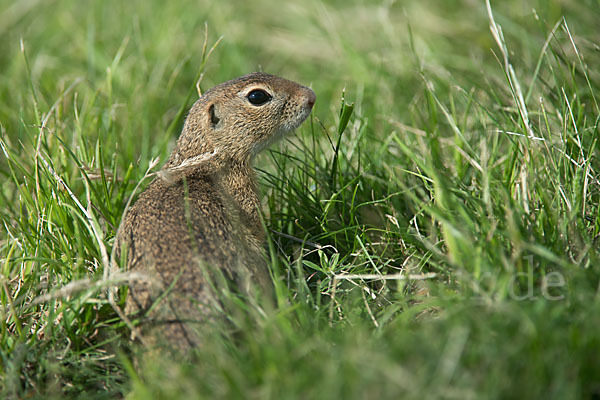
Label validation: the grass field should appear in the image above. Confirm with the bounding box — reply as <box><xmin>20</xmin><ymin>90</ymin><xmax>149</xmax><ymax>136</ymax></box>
<box><xmin>1</xmin><ymin>0</ymin><xmax>599</xmax><ymax>398</ymax></box>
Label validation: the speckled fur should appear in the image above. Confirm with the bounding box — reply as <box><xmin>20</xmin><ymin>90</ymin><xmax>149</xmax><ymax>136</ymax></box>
<box><xmin>117</xmin><ymin>73</ymin><xmax>315</xmax><ymax>349</ymax></box>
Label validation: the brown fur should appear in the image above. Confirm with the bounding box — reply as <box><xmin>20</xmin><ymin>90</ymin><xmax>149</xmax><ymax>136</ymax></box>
<box><xmin>117</xmin><ymin>73</ymin><xmax>315</xmax><ymax>349</ymax></box>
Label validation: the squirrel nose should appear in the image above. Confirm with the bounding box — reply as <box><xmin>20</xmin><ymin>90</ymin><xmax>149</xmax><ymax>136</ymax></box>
<box><xmin>306</xmin><ymin>88</ymin><xmax>316</xmax><ymax>108</ymax></box>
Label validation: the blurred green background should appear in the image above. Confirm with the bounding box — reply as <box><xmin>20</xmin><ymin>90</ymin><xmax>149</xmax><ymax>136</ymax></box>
<box><xmin>1</xmin><ymin>0</ymin><xmax>599</xmax><ymax>398</ymax></box>
<box><xmin>2</xmin><ymin>0</ymin><xmax>596</xmax><ymax>164</ymax></box>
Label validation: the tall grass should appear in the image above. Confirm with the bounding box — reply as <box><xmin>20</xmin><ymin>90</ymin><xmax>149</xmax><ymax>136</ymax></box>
<box><xmin>1</xmin><ymin>0</ymin><xmax>599</xmax><ymax>398</ymax></box>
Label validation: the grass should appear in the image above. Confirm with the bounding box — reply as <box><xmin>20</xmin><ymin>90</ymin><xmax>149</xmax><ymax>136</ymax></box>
<box><xmin>1</xmin><ymin>0</ymin><xmax>599</xmax><ymax>398</ymax></box>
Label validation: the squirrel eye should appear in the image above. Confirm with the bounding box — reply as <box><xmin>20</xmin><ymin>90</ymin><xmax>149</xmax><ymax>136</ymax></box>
<box><xmin>247</xmin><ymin>89</ymin><xmax>272</xmax><ymax>105</ymax></box>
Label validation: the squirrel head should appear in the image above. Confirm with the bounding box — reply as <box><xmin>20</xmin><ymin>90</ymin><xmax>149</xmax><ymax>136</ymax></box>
<box><xmin>166</xmin><ymin>72</ymin><xmax>316</xmax><ymax>172</ymax></box>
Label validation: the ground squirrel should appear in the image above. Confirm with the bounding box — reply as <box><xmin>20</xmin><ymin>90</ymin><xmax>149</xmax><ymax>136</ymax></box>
<box><xmin>117</xmin><ymin>72</ymin><xmax>315</xmax><ymax>349</ymax></box>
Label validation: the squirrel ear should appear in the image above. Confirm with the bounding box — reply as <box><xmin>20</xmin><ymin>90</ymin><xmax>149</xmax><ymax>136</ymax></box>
<box><xmin>208</xmin><ymin>103</ymin><xmax>220</xmax><ymax>128</ymax></box>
